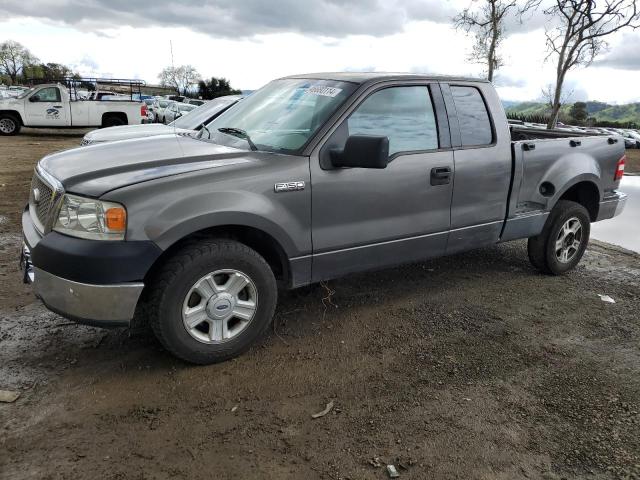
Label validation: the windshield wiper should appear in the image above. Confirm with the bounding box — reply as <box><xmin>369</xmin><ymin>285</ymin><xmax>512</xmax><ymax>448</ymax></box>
<box><xmin>218</xmin><ymin>127</ymin><xmax>258</xmax><ymax>151</ymax></box>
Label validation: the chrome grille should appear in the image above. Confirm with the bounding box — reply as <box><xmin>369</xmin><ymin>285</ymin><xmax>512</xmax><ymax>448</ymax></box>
<box><xmin>28</xmin><ymin>169</ymin><xmax>61</xmax><ymax>233</ymax></box>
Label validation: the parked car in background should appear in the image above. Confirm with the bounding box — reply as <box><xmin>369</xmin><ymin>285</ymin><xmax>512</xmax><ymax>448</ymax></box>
<box><xmin>0</xmin><ymin>83</ymin><xmax>147</xmax><ymax>135</ymax></box>
<box><xmin>162</xmin><ymin>101</ymin><xmax>197</xmax><ymax>124</ymax></box>
<box><xmin>24</xmin><ymin>73</ymin><xmax>626</xmax><ymax>364</ymax></box>
<box><xmin>185</xmin><ymin>98</ymin><xmax>206</xmax><ymax>106</ymax></box>
<box><xmin>622</xmin><ymin>130</ymin><xmax>640</xmax><ymax>148</ymax></box>
<box><xmin>163</xmin><ymin>94</ymin><xmax>185</xmax><ymax>102</ymax></box>
<box><xmin>80</xmin><ymin>95</ymin><xmax>242</xmax><ymax>145</ymax></box>
<box><xmin>141</xmin><ymin>98</ymin><xmax>157</xmax><ymax>123</ymax></box>
<box><xmin>152</xmin><ymin>98</ymin><xmax>172</xmax><ymax>123</ymax></box>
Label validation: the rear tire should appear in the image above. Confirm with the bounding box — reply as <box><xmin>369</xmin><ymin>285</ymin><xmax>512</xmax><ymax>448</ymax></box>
<box><xmin>145</xmin><ymin>239</ymin><xmax>278</xmax><ymax>364</ymax></box>
<box><xmin>102</xmin><ymin>115</ymin><xmax>126</xmax><ymax>128</ymax></box>
<box><xmin>0</xmin><ymin>114</ymin><xmax>20</xmax><ymax>135</ymax></box>
<box><xmin>528</xmin><ymin>200</ymin><xmax>590</xmax><ymax>275</ymax></box>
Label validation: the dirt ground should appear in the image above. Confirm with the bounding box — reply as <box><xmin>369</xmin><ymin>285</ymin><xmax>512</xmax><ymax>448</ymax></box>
<box><xmin>1</xmin><ymin>131</ymin><xmax>640</xmax><ymax>480</ymax></box>
<box><xmin>625</xmin><ymin>148</ymin><xmax>640</xmax><ymax>174</ymax></box>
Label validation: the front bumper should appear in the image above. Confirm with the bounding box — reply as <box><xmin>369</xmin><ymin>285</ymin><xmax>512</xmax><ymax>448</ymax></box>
<box><xmin>22</xmin><ymin>207</ymin><xmax>160</xmax><ymax>327</ymax></box>
<box><xmin>22</xmin><ymin>244</ymin><xmax>143</xmax><ymax>327</ymax></box>
<box><xmin>596</xmin><ymin>191</ymin><xmax>627</xmax><ymax>221</ymax></box>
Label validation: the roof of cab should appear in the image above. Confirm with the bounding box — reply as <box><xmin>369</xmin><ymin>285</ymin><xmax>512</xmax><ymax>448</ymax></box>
<box><xmin>282</xmin><ymin>72</ymin><xmax>489</xmax><ymax>85</ymax></box>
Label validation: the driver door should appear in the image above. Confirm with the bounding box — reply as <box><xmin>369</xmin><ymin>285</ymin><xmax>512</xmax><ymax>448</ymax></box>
<box><xmin>310</xmin><ymin>83</ymin><xmax>454</xmax><ymax>281</ymax></box>
<box><xmin>25</xmin><ymin>87</ymin><xmax>68</xmax><ymax>127</ymax></box>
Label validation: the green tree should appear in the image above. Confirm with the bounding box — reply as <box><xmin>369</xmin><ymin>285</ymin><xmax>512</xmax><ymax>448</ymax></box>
<box><xmin>197</xmin><ymin>77</ymin><xmax>242</xmax><ymax>100</ymax></box>
<box><xmin>0</xmin><ymin>40</ymin><xmax>38</xmax><ymax>84</ymax></box>
<box><xmin>23</xmin><ymin>62</ymin><xmax>75</xmax><ymax>82</ymax></box>
<box><xmin>569</xmin><ymin>102</ymin><xmax>588</xmax><ymax>124</ymax></box>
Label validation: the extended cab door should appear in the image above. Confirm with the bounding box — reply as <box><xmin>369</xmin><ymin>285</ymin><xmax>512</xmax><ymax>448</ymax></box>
<box><xmin>441</xmin><ymin>82</ymin><xmax>512</xmax><ymax>253</ymax></box>
<box><xmin>310</xmin><ymin>82</ymin><xmax>454</xmax><ymax>281</ymax></box>
<box><xmin>24</xmin><ymin>86</ymin><xmax>69</xmax><ymax>127</ymax></box>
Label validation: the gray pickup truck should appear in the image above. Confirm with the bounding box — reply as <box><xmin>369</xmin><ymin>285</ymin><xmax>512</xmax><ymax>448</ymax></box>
<box><xmin>21</xmin><ymin>73</ymin><xmax>627</xmax><ymax>364</ymax></box>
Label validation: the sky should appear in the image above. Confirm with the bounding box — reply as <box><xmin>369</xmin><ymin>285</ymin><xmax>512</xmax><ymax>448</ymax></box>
<box><xmin>1</xmin><ymin>0</ymin><xmax>639</xmax><ymax>103</ymax></box>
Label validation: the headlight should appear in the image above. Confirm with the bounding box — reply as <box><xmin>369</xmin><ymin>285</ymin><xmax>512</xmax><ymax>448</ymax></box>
<box><xmin>54</xmin><ymin>194</ymin><xmax>127</xmax><ymax>241</ymax></box>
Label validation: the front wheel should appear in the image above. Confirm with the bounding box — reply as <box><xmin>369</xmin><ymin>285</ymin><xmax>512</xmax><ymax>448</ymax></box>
<box><xmin>145</xmin><ymin>239</ymin><xmax>278</xmax><ymax>364</ymax></box>
<box><xmin>528</xmin><ymin>200</ymin><xmax>591</xmax><ymax>275</ymax></box>
<box><xmin>0</xmin><ymin>114</ymin><xmax>20</xmax><ymax>135</ymax></box>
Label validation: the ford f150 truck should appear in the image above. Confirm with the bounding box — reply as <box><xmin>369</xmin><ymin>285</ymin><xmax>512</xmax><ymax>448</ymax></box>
<box><xmin>0</xmin><ymin>82</ymin><xmax>148</xmax><ymax>135</ymax></box>
<box><xmin>20</xmin><ymin>73</ymin><xmax>627</xmax><ymax>364</ymax></box>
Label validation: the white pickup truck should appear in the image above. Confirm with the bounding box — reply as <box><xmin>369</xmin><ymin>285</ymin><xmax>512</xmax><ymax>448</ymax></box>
<box><xmin>0</xmin><ymin>83</ymin><xmax>148</xmax><ymax>135</ymax></box>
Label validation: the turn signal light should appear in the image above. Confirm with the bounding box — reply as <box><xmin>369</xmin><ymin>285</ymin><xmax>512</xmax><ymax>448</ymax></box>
<box><xmin>615</xmin><ymin>156</ymin><xmax>625</xmax><ymax>181</ymax></box>
<box><xmin>105</xmin><ymin>207</ymin><xmax>127</xmax><ymax>231</ymax></box>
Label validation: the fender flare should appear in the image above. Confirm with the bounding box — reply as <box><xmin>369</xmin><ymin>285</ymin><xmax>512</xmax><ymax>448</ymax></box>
<box><xmin>151</xmin><ymin>211</ymin><xmax>300</xmax><ymax>258</ymax></box>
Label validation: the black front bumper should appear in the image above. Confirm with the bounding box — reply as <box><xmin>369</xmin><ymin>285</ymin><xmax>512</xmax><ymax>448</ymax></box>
<box><xmin>23</xmin><ymin>208</ymin><xmax>162</xmax><ymax>285</ymax></box>
<box><xmin>22</xmin><ymin>207</ymin><xmax>163</xmax><ymax>326</ymax></box>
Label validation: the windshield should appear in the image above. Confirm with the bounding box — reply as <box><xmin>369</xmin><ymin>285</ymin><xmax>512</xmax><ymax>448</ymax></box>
<box><xmin>171</xmin><ymin>96</ymin><xmax>240</xmax><ymax>129</ymax></box>
<box><xmin>17</xmin><ymin>87</ymin><xmax>35</xmax><ymax>99</ymax></box>
<box><xmin>202</xmin><ymin>79</ymin><xmax>357</xmax><ymax>153</ymax></box>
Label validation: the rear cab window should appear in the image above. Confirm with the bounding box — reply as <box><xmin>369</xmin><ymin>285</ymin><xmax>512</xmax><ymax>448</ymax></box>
<box><xmin>450</xmin><ymin>86</ymin><xmax>493</xmax><ymax>147</ymax></box>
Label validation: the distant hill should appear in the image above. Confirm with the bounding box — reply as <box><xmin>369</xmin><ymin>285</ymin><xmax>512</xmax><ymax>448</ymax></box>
<box><xmin>503</xmin><ymin>100</ymin><xmax>640</xmax><ymax>125</ymax></box>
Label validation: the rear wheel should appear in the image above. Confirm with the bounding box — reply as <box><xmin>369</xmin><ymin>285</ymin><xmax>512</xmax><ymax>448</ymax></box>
<box><xmin>528</xmin><ymin>200</ymin><xmax>590</xmax><ymax>275</ymax></box>
<box><xmin>102</xmin><ymin>115</ymin><xmax>126</xmax><ymax>128</ymax></box>
<box><xmin>145</xmin><ymin>239</ymin><xmax>278</xmax><ymax>364</ymax></box>
<box><xmin>0</xmin><ymin>114</ymin><xmax>20</xmax><ymax>135</ymax></box>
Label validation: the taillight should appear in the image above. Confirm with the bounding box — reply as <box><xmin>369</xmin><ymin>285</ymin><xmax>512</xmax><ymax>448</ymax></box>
<box><xmin>141</xmin><ymin>104</ymin><xmax>148</xmax><ymax>117</ymax></box>
<box><xmin>615</xmin><ymin>155</ymin><xmax>625</xmax><ymax>181</ymax></box>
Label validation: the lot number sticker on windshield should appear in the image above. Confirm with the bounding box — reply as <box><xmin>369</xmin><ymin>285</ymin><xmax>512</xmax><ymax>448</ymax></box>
<box><xmin>305</xmin><ymin>86</ymin><xmax>342</xmax><ymax>97</ymax></box>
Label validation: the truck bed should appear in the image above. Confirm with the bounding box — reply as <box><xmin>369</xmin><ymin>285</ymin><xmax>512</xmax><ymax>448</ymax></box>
<box><xmin>500</xmin><ymin>131</ymin><xmax>625</xmax><ymax>242</ymax></box>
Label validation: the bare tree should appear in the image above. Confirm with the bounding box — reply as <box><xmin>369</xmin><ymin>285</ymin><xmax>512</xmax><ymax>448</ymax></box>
<box><xmin>159</xmin><ymin>65</ymin><xmax>201</xmax><ymax>95</ymax></box>
<box><xmin>545</xmin><ymin>0</ymin><xmax>640</xmax><ymax>129</ymax></box>
<box><xmin>0</xmin><ymin>40</ymin><xmax>38</xmax><ymax>84</ymax></box>
<box><xmin>454</xmin><ymin>0</ymin><xmax>540</xmax><ymax>82</ymax></box>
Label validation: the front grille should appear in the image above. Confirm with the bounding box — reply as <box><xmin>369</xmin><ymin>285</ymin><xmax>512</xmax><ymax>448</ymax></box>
<box><xmin>29</xmin><ymin>171</ymin><xmax>59</xmax><ymax>233</ymax></box>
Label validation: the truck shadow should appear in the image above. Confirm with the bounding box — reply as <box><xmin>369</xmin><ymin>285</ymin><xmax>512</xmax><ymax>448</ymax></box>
<box><xmin>3</xmin><ymin>239</ymin><xmax>544</xmax><ymax>388</ymax></box>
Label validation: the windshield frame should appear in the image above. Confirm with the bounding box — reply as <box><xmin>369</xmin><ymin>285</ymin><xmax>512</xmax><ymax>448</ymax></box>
<box><xmin>170</xmin><ymin>96</ymin><xmax>241</xmax><ymax>130</ymax></box>
<box><xmin>200</xmin><ymin>78</ymin><xmax>359</xmax><ymax>155</ymax></box>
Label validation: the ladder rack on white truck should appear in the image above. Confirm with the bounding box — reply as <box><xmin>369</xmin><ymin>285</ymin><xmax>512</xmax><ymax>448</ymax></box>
<box><xmin>0</xmin><ymin>77</ymin><xmax>148</xmax><ymax>135</ymax></box>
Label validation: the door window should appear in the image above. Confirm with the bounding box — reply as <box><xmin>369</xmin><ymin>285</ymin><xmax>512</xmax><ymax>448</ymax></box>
<box><xmin>450</xmin><ymin>86</ymin><xmax>493</xmax><ymax>146</ymax></box>
<box><xmin>347</xmin><ymin>86</ymin><xmax>438</xmax><ymax>156</ymax></box>
<box><xmin>31</xmin><ymin>87</ymin><xmax>61</xmax><ymax>103</ymax></box>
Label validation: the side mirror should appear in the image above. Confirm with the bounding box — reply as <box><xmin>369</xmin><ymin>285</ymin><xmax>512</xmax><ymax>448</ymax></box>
<box><xmin>330</xmin><ymin>135</ymin><xmax>389</xmax><ymax>169</ymax></box>
<box><xmin>29</xmin><ymin>96</ymin><xmax>39</xmax><ymax>102</ymax></box>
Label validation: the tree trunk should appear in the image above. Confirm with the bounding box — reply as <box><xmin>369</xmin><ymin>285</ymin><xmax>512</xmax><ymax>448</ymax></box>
<box><xmin>547</xmin><ymin>67</ymin><xmax>567</xmax><ymax>129</ymax></box>
<box><xmin>487</xmin><ymin>0</ymin><xmax>498</xmax><ymax>82</ymax></box>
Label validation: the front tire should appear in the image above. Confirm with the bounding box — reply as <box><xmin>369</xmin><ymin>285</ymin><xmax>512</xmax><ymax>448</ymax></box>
<box><xmin>145</xmin><ymin>239</ymin><xmax>277</xmax><ymax>364</ymax></box>
<box><xmin>528</xmin><ymin>200</ymin><xmax>591</xmax><ymax>275</ymax></box>
<box><xmin>0</xmin><ymin>114</ymin><xmax>20</xmax><ymax>135</ymax></box>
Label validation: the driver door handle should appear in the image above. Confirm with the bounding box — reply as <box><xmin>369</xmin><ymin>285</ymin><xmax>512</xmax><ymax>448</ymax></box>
<box><xmin>430</xmin><ymin>166</ymin><xmax>452</xmax><ymax>186</ymax></box>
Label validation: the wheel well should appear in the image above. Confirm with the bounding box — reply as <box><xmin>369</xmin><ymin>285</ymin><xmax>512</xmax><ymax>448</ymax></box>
<box><xmin>0</xmin><ymin>110</ymin><xmax>23</xmax><ymax>125</ymax></box>
<box><xmin>147</xmin><ymin>225</ymin><xmax>290</xmax><ymax>286</ymax></box>
<box><xmin>101</xmin><ymin>112</ymin><xmax>128</xmax><ymax>126</ymax></box>
<box><xmin>558</xmin><ymin>181</ymin><xmax>599</xmax><ymax>221</ymax></box>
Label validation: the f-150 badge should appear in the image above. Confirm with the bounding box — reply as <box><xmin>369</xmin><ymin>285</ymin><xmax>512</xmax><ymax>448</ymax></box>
<box><xmin>274</xmin><ymin>181</ymin><xmax>305</xmax><ymax>193</ymax></box>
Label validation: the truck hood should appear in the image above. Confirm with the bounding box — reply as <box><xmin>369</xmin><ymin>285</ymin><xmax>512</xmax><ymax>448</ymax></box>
<box><xmin>0</xmin><ymin>97</ymin><xmax>22</xmax><ymax>107</ymax></box>
<box><xmin>84</xmin><ymin>123</ymin><xmax>194</xmax><ymax>143</ymax></box>
<box><xmin>39</xmin><ymin>134</ymin><xmax>253</xmax><ymax>197</ymax></box>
